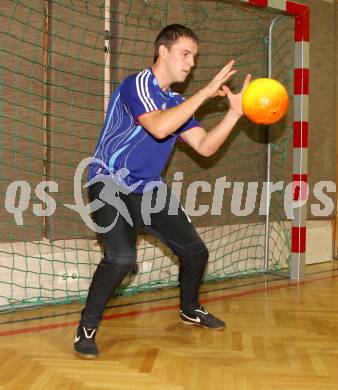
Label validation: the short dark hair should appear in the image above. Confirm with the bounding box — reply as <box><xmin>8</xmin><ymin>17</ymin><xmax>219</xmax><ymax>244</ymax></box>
<box><xmin>154</xmin><ymin>24</ymin><xmax>199</xmax><ymax>63</ymax></box>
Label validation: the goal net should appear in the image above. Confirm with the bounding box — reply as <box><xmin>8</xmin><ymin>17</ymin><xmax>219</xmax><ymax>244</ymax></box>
<box><xmin>0</xmin><ymin>0</ymin><xmax>295</xmax><ymax>311</ymax></box>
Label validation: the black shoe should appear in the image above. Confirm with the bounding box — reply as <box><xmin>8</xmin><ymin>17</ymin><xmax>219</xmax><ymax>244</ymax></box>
<box><xmin>74</xmin><ymin>326</ymin><xmax>99</xmax><ymax>359</ymax></box>
<box><xmin>180</xmin><ymin>305</ymin><xmax>226</xmax><ymax>330</ymax></box>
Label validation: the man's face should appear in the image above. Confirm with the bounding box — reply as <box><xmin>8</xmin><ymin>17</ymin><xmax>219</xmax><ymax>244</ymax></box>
<box><xmin>162</xmin><ymin>37</ymin><xmax>198</xmax><ymax>83</ymax></box>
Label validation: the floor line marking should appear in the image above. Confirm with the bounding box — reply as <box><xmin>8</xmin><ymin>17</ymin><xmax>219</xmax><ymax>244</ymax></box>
<box><xmin>0</xmin><ymin>273</ymin><xmax>337</xmax><ymax>337</ymax></box>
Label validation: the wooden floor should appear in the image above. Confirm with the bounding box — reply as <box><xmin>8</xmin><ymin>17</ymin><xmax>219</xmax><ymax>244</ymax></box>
<box><xmin>0</xmin><ymin>262</ymin><xmax>338</xmax><ymax>389</ymax></box>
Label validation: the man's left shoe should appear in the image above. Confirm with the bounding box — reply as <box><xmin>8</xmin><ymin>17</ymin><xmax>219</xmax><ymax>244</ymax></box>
<box><xmin>180</xmin><ymin>305</ymin><xmax>226</xmax><ymax>330</ymax></box>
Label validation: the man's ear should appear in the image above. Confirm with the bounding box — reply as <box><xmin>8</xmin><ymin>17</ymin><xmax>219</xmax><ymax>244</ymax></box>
<box><xmin>158</xmin><ymin>44</ymin><xmax>168</xmax><ymax>59</ymax></box>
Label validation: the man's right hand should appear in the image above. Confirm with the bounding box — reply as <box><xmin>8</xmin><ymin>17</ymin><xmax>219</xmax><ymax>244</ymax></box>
<box><xmin>201</xmin><ymin>60</ymin><xmax>237</xmax><ymax>100</ymax></box>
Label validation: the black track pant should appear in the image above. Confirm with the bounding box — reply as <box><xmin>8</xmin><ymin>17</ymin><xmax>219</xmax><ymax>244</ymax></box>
<box><xmin>80</xmin><ymin>181</ymin><xmax>209</xmax><ymax>328</ymax></box>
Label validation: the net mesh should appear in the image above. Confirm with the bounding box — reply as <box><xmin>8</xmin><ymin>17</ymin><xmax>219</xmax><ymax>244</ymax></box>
<box><xmin>0</xmin><ymin>0</ymin><xmax>294</xmax><ymax>311</ymax></box>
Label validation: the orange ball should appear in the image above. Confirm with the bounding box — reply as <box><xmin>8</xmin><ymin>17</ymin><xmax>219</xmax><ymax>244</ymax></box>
<box><xmin>242</xmin><ymin>78</ymin><xmax>289</xmax><ymax>125</ymax></box>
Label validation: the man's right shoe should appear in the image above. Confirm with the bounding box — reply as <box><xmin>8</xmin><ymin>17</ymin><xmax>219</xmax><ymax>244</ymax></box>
<box><xmin>74</xmin><ymin>326</ymin><xmax>98</xmax><ymax>359</ymax></box>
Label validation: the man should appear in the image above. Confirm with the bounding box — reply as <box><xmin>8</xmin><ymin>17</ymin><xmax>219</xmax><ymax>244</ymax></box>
<box><xmin>74</xmin><ymin>24</ymin><xmax>251</xmax><ymax>359</ymax></box>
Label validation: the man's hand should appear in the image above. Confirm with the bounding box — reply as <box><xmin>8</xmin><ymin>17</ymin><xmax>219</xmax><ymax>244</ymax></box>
<box><xmin>201</xmin><ymin>60</ymin><xmax>237</xmax><ymax>99</ymax></box>
<box><xmin>222</xmin><ymin>73</ymin><xmax>251</xmax><ymax>117</ymax></box>
<box><xmin>180</xmin><ymin>73</ymin><xmax>252</xmax><ymax>157</ymax></box>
